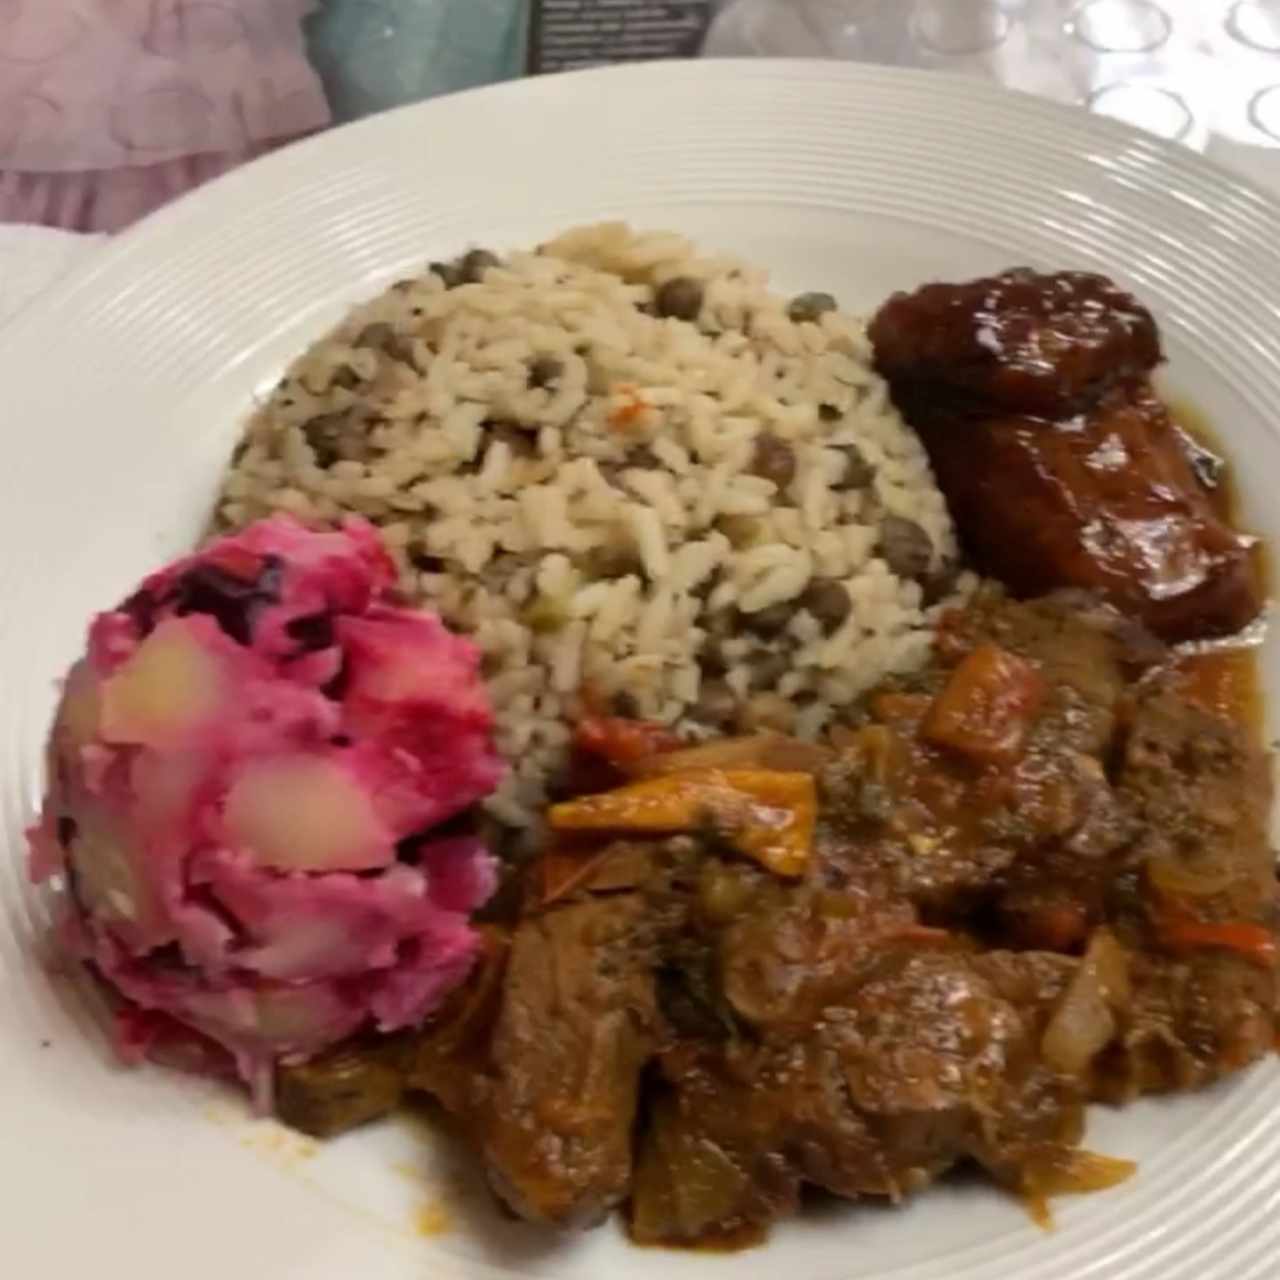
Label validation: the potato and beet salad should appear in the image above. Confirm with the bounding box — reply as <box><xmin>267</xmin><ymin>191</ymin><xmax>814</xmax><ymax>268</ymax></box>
<box><xmin>28</xmin><ymin>516</ymin><xmax>503</xmax><ymax>1103</ymax></box>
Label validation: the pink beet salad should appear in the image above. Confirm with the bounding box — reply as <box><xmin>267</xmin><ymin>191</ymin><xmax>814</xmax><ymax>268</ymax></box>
<box><xmin>28</xmin><ymin>516</ymin><xmax>504</xmax><ymax>1103</ymax></box>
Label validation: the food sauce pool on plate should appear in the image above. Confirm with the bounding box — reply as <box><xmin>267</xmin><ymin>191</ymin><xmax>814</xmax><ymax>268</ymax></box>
<box><xmin>1170</xmin><ymin>645</ymin><xmax>1263</xmax><ymax>737</ymax></box>
<box><xmin>1165</xmin><ymin>396</ymin><xmax>1267</xmax><ymax>739</ymax></box>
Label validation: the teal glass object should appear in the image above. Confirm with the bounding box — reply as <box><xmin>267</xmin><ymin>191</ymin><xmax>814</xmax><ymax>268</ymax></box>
<box><xmin>306</xmin><ymin>0</ymin><xmax>528</xmax><ymax>123</ymax></box>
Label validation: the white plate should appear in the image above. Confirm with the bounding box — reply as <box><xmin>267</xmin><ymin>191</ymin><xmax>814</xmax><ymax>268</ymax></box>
<box><xmin>2</xmin><ymin>59</ymin><xmax>1278</xmax><ymax>1280</ymax></box>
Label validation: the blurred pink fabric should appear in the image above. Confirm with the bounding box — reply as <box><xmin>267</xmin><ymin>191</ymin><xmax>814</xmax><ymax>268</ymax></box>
<box><xmin>0</xmin><ymin>0</ymin><xmax>331</xmax><ymax>232</ymax></box>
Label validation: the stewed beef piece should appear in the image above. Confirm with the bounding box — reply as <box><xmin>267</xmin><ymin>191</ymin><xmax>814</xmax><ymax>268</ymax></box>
<box><xmin>869</xmin><ymin>270</ymin><xmax>1260</xmax><ymax>640</ymax></box>
<box><xmin>870</xmin><ymin>268</ymin><xmax>1160</xmax><ymax>417</ymax></box>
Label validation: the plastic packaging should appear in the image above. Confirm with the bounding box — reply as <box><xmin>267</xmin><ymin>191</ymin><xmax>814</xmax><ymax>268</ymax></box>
<box><xmin>528</xmin><ymin>0</ymin><xmax>721</xmax><ymax>72</ymax></box>
<box><xmin>704</xmin><ymin>1</ymin><xmax>1280</xmax><ymax>191</ymax></box>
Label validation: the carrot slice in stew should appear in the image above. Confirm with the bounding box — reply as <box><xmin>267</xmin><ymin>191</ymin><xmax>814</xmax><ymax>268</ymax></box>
<box><xmin>1160</xmin><ymin>918</ymin><xmax>1278</xmax><ymax>966</ymax></box>
<box><xmin>574</xmin><ymin>716</ymin><xmax>684</xmax><ymax>769</ymax></box>
<box><xmin>922</xmin><ymin>643</ymin><xmax>1046</xmax><ymax>765</ymax></box>
<box><xmin>548</xmin><ymin>768</ymin><xmax>816</xmax><ymax>878</ymax></box>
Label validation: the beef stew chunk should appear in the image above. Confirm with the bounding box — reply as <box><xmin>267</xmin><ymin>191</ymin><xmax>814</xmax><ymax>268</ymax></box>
<box><xmin>407</xmin><ymin>889</ymin><xmax>664</xmax><ymax>1228</ymax></box>
<box><xmin>477</xmin><ymin>894</ymin><xmax>661</xmax><ymax>1226</ymax></box>
<box><xmin>633</xmin><ymin>935</ymin><xmax>1089</xmax><ymax>1247</ymax></box>
<box><xmin>869</xmin><ymin>271</ymin><xmax>1261</xmax><ymax>641</ymax></box>
<box><xmin>1098</xmin><ymin>680</ymin><xmax>1278</xmax><ymax>1096</ymax></box>
<box><xmin>819</xmin><ymin>591</ymin><xmax>1140</xmax><ymax>926</ymax></box>
<box><xmin>276</xmin><ymin>1037</ymin><xmax>408</xmax><ymax>1138</ymax></box>
<box><xmin>275</xmin><ymin>593</ymin><xmax>1275</xmax><ymax>1250</ymax></box>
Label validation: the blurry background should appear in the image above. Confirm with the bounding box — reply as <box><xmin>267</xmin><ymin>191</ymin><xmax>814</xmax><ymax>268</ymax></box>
<box><xmin>308</xmin><ymin>0</ymin><xmax>529</xmax><ymax>122</ymax></box>
<box><xmin>2</xmin><ymin>1</ymin><xmax>1280</xmax><ymax>233</ymax></box>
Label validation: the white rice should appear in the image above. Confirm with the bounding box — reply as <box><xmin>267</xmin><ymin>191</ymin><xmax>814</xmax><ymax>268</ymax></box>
<box><xmin>217</xmin><ymin>223</ymin><xmax>974</xmax><ymax>830</ymax></box>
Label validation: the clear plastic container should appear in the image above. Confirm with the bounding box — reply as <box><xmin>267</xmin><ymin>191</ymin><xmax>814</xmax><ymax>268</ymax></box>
<box><xmin>705</xmin><ymin>0</ymin><xmax>906</xmax><ymax>60</ymax></box>
<box><xmin>704</xmin><ymin>1</ymin><xmax>1280</xmax><ymax>193</ymax></box>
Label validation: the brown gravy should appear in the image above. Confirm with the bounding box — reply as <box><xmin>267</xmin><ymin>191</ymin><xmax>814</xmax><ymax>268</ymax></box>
<box><xmin>1166</xmin><ymin>396</ymin><xmax>1267</xmax><ymax>739</ymax></box>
